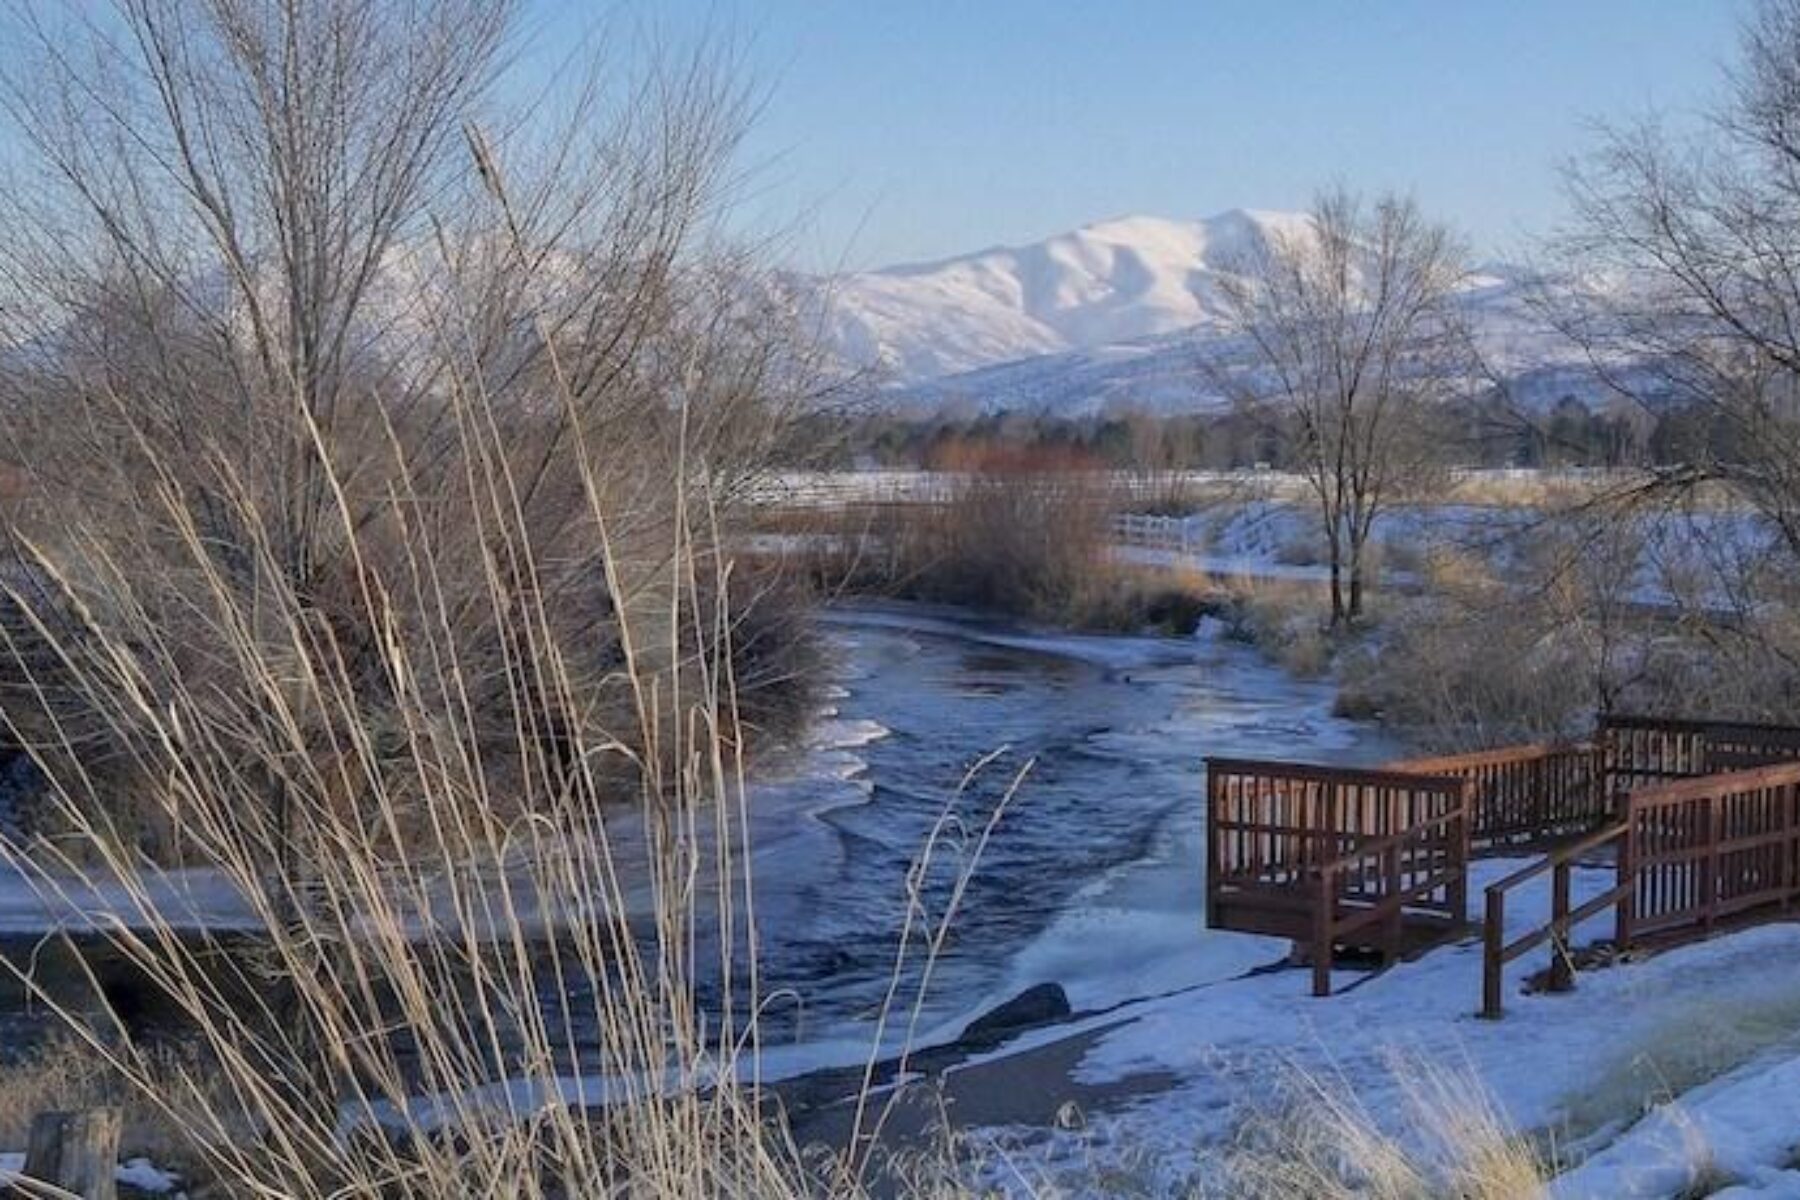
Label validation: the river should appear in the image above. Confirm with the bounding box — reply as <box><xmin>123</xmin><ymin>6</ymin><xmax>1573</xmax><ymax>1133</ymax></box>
<box><xmin>736</xmin><ymin>602</ymin><xmax>1402</xmax><ymax>1078</ymax></box>
<box><xmin>0</xmin><ymin>599</ymin><xmax>1402</xmax><ymax>1091</ymax></box>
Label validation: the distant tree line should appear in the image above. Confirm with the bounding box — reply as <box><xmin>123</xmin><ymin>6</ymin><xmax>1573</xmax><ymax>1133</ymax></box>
<box><xmin>792</xmin><ymin>393</ymin><xmax>1749</xmax><ymax>475</ymax></box>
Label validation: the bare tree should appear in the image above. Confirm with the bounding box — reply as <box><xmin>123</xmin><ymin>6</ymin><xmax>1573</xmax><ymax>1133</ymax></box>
<box><xmin>0</xmin><ymin>1</ymin><xmax>829</xmax><ymax>850</ymax></box>
<box><xmin>1553</xmin><ymin>0</ymin><xmax>1800</xmax><ymax>542</ymax></box>
<box><xmin>1214</xmin><ymin>189</ymin><xmax>1470</xmax><ymax>625</ymax></box>
<box><xmin>1534</xmin><ymin>0</ymin><xmax>1800</xmax><ymax>686</ymax></box>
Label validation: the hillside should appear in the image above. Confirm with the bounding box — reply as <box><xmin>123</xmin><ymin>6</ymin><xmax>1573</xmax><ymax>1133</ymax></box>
<box><xmin>820</xmin><ymin>210</ymin><xmax>1613</xmax><ymax>416</ymax></box>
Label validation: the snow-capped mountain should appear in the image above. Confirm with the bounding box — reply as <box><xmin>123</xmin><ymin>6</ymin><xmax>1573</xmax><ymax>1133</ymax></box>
<box><xmin>820</xmin><ymin>209</ymin><xmax>1611</xmax><ymax>416</ymax></box>
<box><xmin>825</xmin><ymin>210</ymin><xmax>1315</xmax><ymax>384</ymax></box>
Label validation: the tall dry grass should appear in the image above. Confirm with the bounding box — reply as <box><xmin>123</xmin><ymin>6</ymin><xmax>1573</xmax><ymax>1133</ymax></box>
<box><xmin>890</xmin><ymin>448</ymin><xmax>1118</xmax><ymax>622</ymax></box>
<box><xmin>1225</xmin><ymin>1057</ymin><xmax>1549</xmax><ymax>1200</ymax></box>
<box><xmin>799</xmin><ymin>448</ymin><xmax>1217</xmax><ymax>633</ymax></box>
<box><xmin>0</xmin><ymin>58</ymin><xmax>844</xmax><ymax>1187</ymax></box>
<box><xmin>0</xmin><ymin>284</ymin><xmax>802</xmax><ymax>1198</ymax></box>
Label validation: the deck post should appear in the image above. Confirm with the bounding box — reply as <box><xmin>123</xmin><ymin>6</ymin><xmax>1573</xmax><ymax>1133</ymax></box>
<box><xmin>1481</xmin><ymin>886</ymin><xmax>1504</xmax><ymax>1019</ymax></box>
<box><xmin>1786</xmin><ymin>780</ymin><xmax>1799</xmax><ymax>909</ymax></box>
<box><xmin>1312</xmin><ymin>863</ymin><xmax>1335</xmax><ymax>997</ymax></box>
<box><xmin>1382</xmin><ymin>840</ymin><xmax>1403</xmax><ymax>964</ymax></box>
<box><xmin>1703</xmin><ymin>792</ymin><xmax>1720</xmax><ymax>935</ymax></box>
<box><xmin>1615</xmin><ymin>792</ymin><xmax>1636</xmax><ymax>950</ymax></box>
<box><xmin>1203</xmin><ymin>767</ymin><xmax>1219</xmax><ymax>928</ymax></box>
<box><xmin>1450</xmin><ymin>781</ymin><xmax>1472</xmax><ymax>931</ymax></box>
<box><xmin>1549</xmin><ymin>861</ymin><xmax>1574</xmax><ymax>993</ymax></box>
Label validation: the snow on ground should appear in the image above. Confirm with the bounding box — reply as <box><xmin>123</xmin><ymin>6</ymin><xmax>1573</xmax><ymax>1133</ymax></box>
<box><xmin>1555</xmin><ymin>1050</ymin><xmax>1800</xmax><ymax>1197</ymax></box>
<box><xmin>1119</xmin><ymin>498</ymin><xmax>1776</xmax><ymax>615</ymax></box>
<box><xmin>941</xmin><ymin>857</ymin><xmax>1800</xmax><ymax>1197</ymax></box>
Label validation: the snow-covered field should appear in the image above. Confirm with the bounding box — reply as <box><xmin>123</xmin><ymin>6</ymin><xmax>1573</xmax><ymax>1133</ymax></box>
<box><xmin>1117</xmin><ymin>496</ymin><xmax>1776</xmax><ymax>615</ymax></box>
<box><xmin>951</xmin><ymin>877</ymin><xmax>1800</xmax><ymax>1197</ymax></box>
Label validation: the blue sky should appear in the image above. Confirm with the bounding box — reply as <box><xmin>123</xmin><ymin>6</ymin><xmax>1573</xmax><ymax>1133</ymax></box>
<box><xmin>550</xmin><ymin>3</ymin><xmax>1746</xmax><ymax>269</ymax></box>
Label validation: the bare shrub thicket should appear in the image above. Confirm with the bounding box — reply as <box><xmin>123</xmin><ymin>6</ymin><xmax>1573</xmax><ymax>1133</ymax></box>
<box><xmin>1540</xmin><ymin>0</ymin><xmax>1800</xmax><ymax>712</ymax></box>
<box><xmin>806</xmin><ymin>445</ymin><xmax>1210</xmax><ymax>631</ymax></box>
<box><xmin>901</xmin><ymin>446</ymin><xmax>1114</xmax><ymax>621</ymax></box>
<box><xmin>0</xmin><ymin>1</ymin><xmax>826</xmax><ymax>856</ymax></box>
<box><xmin>1338</xmin><ymin>581</ymin><xmax>1602</xmax><ymax>749</ymax></box>
<box><xmin>1335</xmin><ymin>497</ymin><xmax>1800</xmax><ymax>747</ymax></box>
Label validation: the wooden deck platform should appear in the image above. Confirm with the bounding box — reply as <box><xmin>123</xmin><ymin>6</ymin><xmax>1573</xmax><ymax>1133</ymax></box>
<box><xmin>1205</xmin><ymin>713</ymin><xmax>1800</xmax><ymax>1012</ymax></box>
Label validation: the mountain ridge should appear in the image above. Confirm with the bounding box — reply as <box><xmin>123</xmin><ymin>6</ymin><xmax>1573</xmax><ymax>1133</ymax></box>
<box><xmin>823</xmin><ymin>209</ymin><xmax>1323</xmax><ymax>384</ymax></box>
<box><xmin>818</xmin><ymin>209</ymin><xmax>1598</xmax><ymax>416</ymax></box>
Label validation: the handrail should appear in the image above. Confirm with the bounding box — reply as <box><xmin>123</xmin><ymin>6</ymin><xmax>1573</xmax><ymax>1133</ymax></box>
<box><xmin>1315</xmin><ymin>805</ymin><xmax>1469</xmax><ymax>874</ymax></box>
<box><xmin>1481</xmin><ymin>818</ymin><xmax>1630</xmax><ymax>1019</ymax></box>
<box><xmin>1601</xmin><ymin>712</ymin><xmax>1800</xmax><ymax>736</ymax></box>
<box><xmin>1484</xmin><ymin>818</ymin><xmax>1630</xmax><ymax>896</ymax></box>
<box><xmin>1623</xmin><ymin>759</ymin><xmax>1800</xmax><ymax>806</ymax></box>
<box><xmin>1206</xmin><ymin>756</ymin><xmax>1467</xmax><ymax>791</ymax></box>
<box><xmin>1388</xmin><ymin>742</ymin><xmax>1585</xmax><ymax>773</ymax></box>
<box><xmin>1384</xmin><ymin>740</ymin><xmax>1613</xmax><ymax>850</ymax></box>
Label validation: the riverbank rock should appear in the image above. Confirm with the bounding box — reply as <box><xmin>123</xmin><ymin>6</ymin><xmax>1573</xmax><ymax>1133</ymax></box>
<box><xmin>958</xmin><ymin>982</ymin><xmax>1071</xmax><ymax>1050</ymax></box>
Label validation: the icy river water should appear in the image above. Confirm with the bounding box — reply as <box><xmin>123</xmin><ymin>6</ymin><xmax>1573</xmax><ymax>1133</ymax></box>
<box><xmin>736</xmin><ymin>602</ymin><xmax>1403</xmax><ymax>1078</ymax></box>
<box><xmin>0</xmin><ymin>599</ymin><xmax>1403</xmax><ymax>1088</ymax></box>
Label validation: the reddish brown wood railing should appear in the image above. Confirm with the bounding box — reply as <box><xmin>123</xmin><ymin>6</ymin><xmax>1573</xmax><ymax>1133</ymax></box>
<box><xmin>1601</xmin><ymin>714</ymin><xmax>1800</xmax><ymax>790</ymax></box>
<box><xmin>1389</xmin><ymin>742</ymin><xmax>1610</xmax><ymax>849</ymax></box>
<box><xmin>1480</xmin><ymin>819</ymin><xmax>1631</xmax><ymax>1018</ymax></box>
<box><xmin>1206</xmin><ymin>758</ymin><xmax>1472</xmax><ymax>996</ymax></box>
<box><xmin>1205</xmin><ymin>718</ymin><xmax>1800</xmax><ymax>1013</ymax></box>
<box><xmin>1623</xmin><ymin>760</ymin><xmax>1800</xmax><ymax>939</ymax></box>
<box><xmin>1481</xmin><ymin>758</ymin><xmax>1800</xmax><ymax>1017</ymax></box>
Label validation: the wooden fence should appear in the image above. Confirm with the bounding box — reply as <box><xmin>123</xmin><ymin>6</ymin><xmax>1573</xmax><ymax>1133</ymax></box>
<box><xmin>1388</xmin><ymin>742</ymin><xmax>1611</xmax><ymax>849</ymax></box>
<box><xmin>1601</xmin><ymin>713</ymin><xmax>1800</xmax><ymax>790</ymax></box>
<box><xmin>1479</xmin><ymin>821</ymin><xmax>1631</xmax><ymax>1019</ymax></box>
<box><xmin>1204</xmin><ymin>714</ymin><xmax>1800</xmax><ymax>1015</ymax></box>
<box><xmin>1206</xmin><ymin>758</ymin><xmax>1472</xmax><ymax>996</ymax></box>
<box><xmin>1480</xmin><ymin>758</ymin><xmax>1800</xmax><ymax>1016</ymax></box>
<box><xmin>1623</xmin><ymin>760</ymin><xmax>1800</xmax><ymax>940</ymax></box>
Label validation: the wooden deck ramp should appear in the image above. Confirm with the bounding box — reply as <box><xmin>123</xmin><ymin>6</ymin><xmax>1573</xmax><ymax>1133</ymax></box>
<box><xmin>1205</xmin><ymin>714</ymin><xmax>1800</xmax><ymax>1010</ymax></box>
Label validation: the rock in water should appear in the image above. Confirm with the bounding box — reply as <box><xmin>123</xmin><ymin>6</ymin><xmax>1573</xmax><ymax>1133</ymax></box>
<box><xmin>958</xmin><ymin>982</ymin><xmax>1072</xmax><ymax>1049</ymax></box>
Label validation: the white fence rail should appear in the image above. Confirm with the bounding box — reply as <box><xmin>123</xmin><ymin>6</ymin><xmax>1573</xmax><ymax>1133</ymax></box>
<box><xmin>1113</xmin><ymin>512</ymin><xmax>1203</xmax><ymax>554</ymax></box>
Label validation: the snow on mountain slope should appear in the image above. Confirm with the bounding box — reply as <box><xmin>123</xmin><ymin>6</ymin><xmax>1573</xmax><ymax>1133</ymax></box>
<box><xmin>821</xmin><ymin>209</ymin><xmax>1615</xmax><ymax>416</ymax></box>
<box><xmin>825</xmin><ymin>210</ymin><xmax>1315</xmax><ymax>383</ymax></box>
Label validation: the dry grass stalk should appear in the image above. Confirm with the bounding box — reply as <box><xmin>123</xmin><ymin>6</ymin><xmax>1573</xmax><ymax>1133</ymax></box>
<box><xmin>1226</xmin><ymin>1055</ymin><xmax>1548</xmax><ymax>1200</ymax></box>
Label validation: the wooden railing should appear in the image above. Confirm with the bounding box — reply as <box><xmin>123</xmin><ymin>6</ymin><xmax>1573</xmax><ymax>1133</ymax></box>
<box><xmin>1481</xmin><ymin>759</ymin><xmax>1800</xmax><ymax>1017</ymax></box>
<box><xmin>1309</xmin><ymin>804</ymin><xmax>1472</xmax><ymax>996</ymax></box>
<box><xmin>1206</xmin><ymin>758</ymin><xmax>1471</xmax><ymax>996</ymax></box>
<box><xmin>1480</xmin><ymin>818</ymin><xmax>1631</xmax><ymax>1018</ymax></box>
<box><xmin>1389</xmin><ymin>741</ymin><xmax>1610</xmax><ymax>849</ymax></box>
<box><xmin>1601</xmin><ymin>714</ymin><xmax>1800</xmax><ymax>790</ymax></box>
<box><xmin>1204</xmin><ymin>718</ymin><xmax>1800</xmax><ymax>1014</ymax></box>
<box><xmin>1624</xmin><ymin>760</ymin><xmax>1800</xmax><ymax>939</ymax></box>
